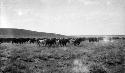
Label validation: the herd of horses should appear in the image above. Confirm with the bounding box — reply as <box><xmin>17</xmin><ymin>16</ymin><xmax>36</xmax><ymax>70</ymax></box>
<box><xmin>0</xmin><ymin>37</ymin><xmax>124</xmax><ymax>47</ymax></box>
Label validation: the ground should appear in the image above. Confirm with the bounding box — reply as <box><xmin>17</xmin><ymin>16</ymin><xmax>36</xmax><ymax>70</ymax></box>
<box><xmin>0</xmin><ymin>40</ymin><xmax>125</xmax><ymax>73</ymax></box>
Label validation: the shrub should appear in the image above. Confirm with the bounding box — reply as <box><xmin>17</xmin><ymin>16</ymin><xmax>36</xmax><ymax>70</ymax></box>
<box><xmin>89</xmin><ymin>64</ymin><xmax>107</xmax><ymax>73</ymax></box>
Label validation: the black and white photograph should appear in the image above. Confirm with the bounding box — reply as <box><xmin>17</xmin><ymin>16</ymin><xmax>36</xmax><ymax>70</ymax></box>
<box><xmin>0</xmin><ymin>0</ymin><xmax>125</xmax><ymax>73</ymax></box>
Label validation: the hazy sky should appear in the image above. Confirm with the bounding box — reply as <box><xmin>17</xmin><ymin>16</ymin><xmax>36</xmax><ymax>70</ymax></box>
<box><xmin>0</xmin><ymin>0</ymin><xmax>125</xmax><ymax>35</ymax></box>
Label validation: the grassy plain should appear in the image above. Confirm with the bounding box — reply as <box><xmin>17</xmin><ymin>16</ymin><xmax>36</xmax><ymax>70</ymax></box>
<box><xmin>0</xmin><ymin>40</ymin><xmax>125</xmax><ymax>73</ymax></box>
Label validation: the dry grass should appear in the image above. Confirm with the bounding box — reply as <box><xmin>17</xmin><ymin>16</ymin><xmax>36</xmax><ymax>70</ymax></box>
<box><xmin>0</xmin><ymin>40</ymin><xmax>125</xmax><ymax>73</ymax></box>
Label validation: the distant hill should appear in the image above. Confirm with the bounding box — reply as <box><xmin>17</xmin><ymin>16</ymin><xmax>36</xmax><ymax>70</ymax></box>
<box><xmin>0</xmin><ymin>28</ymin><xmax>67</xmax><ymax>38</ymax></box>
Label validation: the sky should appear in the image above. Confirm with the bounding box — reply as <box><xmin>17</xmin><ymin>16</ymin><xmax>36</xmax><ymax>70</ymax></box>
<box><xmin>0</xmin><ymin>0</ymin><xmax>125</xmax><ymax>35</ymax></box>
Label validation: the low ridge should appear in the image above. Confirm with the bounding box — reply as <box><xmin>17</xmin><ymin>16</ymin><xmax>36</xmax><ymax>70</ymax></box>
<box><xmin>0</xmin><ymin>28</ymin><xmax>67</xmax><ymax>38</ymax></box>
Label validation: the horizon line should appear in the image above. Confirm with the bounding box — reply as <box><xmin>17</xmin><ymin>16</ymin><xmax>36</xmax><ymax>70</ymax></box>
<box><xmin>0</xmin><ymin>27</ymin><xmax>125</xmax><ymax>36</ymax></box>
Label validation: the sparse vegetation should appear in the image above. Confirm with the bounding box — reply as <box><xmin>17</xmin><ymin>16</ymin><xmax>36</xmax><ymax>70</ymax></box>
<box><xmin>0</xmin><ymin>39</ymin><xmax>125</xmax><ymax>73</ymax></box>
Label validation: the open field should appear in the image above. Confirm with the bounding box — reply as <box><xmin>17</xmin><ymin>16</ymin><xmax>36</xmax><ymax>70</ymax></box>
<box><xmin>0</xmin><ymin>39</ymin><xmax>125</xmax><ymax>73</ymax></box>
